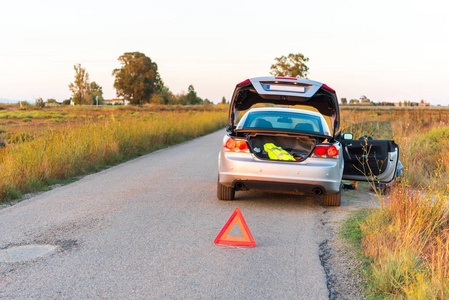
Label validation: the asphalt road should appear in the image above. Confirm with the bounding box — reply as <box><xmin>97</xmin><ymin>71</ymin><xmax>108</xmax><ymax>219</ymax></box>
<box><xmin>0</xmin><ymin>129</ymin><xmax>342</xmax><ymax>299</ymax></box>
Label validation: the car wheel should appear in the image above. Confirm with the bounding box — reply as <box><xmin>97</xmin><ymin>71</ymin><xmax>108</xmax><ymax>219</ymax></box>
<box><xmin>217</xmin><ymin>178</ymin><xmax>235</xmax><ymax>200</ymax></box>
<box><xmin>323</xmin><ymin>191</ymin><xmax>341</xmax><ymax>206</ymax></box>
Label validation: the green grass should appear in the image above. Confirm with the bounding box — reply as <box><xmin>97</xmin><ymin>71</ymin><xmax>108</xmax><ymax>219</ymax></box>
<box><xmin>42</xmin><ymin>177</ymin><xmax>81</xmax><ymax>191</ymax></box>
<box><xmin>0</xmin><ymin>110</ymin><xmax>93</xmax><ymax>120</ymax></box>
<box><xmin>342</xmin><ymin>209</ymin><xmax>369</xmax><ymax>245</ymax></box>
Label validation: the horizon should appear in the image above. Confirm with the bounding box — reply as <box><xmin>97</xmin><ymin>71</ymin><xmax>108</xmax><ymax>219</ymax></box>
<box><xmin>1</xmin><ymin>0</ymin><xmax>448</xmax><ymax>106</ymax></box>
<box><xmin>1</xmin><ymin>97</ymin><xmax>447</xmax><ymax>107</ymax></box>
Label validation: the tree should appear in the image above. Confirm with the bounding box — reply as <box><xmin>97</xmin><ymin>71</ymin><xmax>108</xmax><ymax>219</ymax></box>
<box><xmin>360</xmin><ymin>95</ymin><xmax>370</xmax><ymax>103</ymax></box>
<box><xmin>88</xmin><ymin>81</ymin><xmax>104</xmax><ymax>105</ymax></box>
<box><xmin>341</xmin><ymin>98</ymin><xmax>347</xmax><ymax>105</ymax></box>
<box><xmin>46</xmin><ymin>98</ymin><xmax>58</xmax><ymax>104</ymax></box>
<box><xmin>69</xmin><ymin>64</ymin><xmax>90</xmax><ymax>105</ymax></box>
<box><xmin>180</xmin><ymin>85</ymin><xmax>203</xmax><ymax>105</ymax></box>
<box><xmin>270</xmin><ymin>53</ymin><xmax>309</xmax><ymax>78</ymax></box>
<box><xmin>150</xmin><ymin>94</ymin><xmax>164</xmax><ymax>104</ymax></box>
<box><xmin>35</xmin><ymin>97</ymin><xmax>45</xmax><ymax>108</ymax></box>
<box><xmin>68</xmin><ymin>64</ymin><xmax>104</xmax><ymax>105</ymax></box>
<box><xmin>185</xmin><ymin>85</ymin><xmax>201</xmax><ymax>105</ymax></box>
<box><xmin>159</xmin><ymin>86</ymin><xmax>172</xmax><ymax>104</ymax></box>
<box><xmin>112</xmin><ymin>52</ymin><xmax>163</xmax><ymax>105</ymax></box>
<box><xmin>222</xmin><ymin>96</ymin><xmax>227</xmax><ymax>104</ymax></box>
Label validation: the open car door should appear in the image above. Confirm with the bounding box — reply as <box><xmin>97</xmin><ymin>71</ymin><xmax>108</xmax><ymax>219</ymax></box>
<box><xmin>340</xmin><ymin>121</ymin><xmax>399</xmax><ymax>183</ymax></box>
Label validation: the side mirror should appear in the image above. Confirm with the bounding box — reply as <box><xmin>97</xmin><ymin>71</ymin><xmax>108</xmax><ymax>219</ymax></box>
<box><xmin>341</xmin><ymin>133</ymin><xmax>353</xmax><ymax>140</ymax></box>
<box><xmin>226</xmin><ymin>125</ymin><xmax>235</xmax><ymax>133</ymax></box>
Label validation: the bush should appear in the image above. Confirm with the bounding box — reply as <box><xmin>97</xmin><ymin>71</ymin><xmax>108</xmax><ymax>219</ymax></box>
<box><xmin>35</xmin><ymin>98</ymin><xmax>45</xmax><ymax>108</ymax></box>
<box><xmin>404</xmin><ymin>126</ymin><xmax>449</xmax><ymax>189</ymax></box>
<box><xmin>19</xmin><ymin>101</ymin><xmax>33</xmax><ymax>110</ymax></box>
<box><xmin>46</xmin><ymin>99</ymin><xmax>59</xmax><ymax>105</ymax></box>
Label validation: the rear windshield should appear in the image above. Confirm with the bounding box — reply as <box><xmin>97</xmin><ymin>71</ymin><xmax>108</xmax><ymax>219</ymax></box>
<box><xmin>242</xmin><ymin>111</ymin><xmax>324</xmax><ymax>134</ymax></box>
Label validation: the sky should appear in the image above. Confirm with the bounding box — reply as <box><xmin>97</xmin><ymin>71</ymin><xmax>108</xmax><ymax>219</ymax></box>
<box><xmin>1</xmin><ymin>0</ymin><xmax>448</xmax><ymax>105</ymax></box>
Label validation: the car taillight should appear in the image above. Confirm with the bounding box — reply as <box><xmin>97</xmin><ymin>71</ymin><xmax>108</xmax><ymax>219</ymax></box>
<box><xmin>225</xmin><ymin>137</ymin><xmax>249</xmax><ymax>152</ymax></box>
<box><xmin>321</xmin><ymin>84</ymin><xmax>335</xmax><ymax>92</ymax></box>
<box><xmin>313</xmin><ymin>145</ymin><xmax>339</xmax><ymax>157</ymax></box>
<box><xmin>237</xmin><ymin>79</ymin><xmax>250</xmax><ymax>86</ymax></box>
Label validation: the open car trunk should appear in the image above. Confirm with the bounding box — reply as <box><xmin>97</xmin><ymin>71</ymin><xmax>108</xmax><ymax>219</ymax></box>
<box><xmin>247</xmin><ymin>133</ymin><xmax>316</xmax><ymax>162</ymax></box>
<box><xmin>229</xmin><ymin>77</ymin><xmax>340</xmax><ymax>139</ymax></box>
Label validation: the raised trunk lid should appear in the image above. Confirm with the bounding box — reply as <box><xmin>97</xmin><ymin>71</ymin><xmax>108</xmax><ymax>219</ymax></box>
<box><xmin>229</xmin><ymin>77</ymin><xmax>340</xmax><ymax>138</ymax></box>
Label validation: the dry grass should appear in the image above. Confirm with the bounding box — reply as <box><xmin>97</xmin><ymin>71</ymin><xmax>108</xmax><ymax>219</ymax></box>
<box><xmin>340</xmin><ymin>107</ymin><xmax>449</xmax><ymax>298</ymax></box>
<box><xmin>0</xmin><ymin>106</ymin><xmax>228</xmax><ymax>202</ymax></box>
<box><xmin>361</xmin><ymin>185</ymin><xmax>449</xmax><ymax>298</ymax></box>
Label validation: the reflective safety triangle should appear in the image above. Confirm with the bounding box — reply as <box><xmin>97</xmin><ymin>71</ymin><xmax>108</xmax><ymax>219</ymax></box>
<box><xmin>214</xmin><ymin>208</ymin><xmax>256</xmax><ymax>247</ymax></box>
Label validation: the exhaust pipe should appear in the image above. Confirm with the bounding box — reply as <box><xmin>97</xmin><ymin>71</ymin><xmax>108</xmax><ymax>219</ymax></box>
<box><xmin>235</xmin><ymin>182</ymin><xmax>245</xmax><ymax>190</ymax></box>
<box><xmin>312</xmin><ymin>188</ymin><xmax>323</xmax><ymax>195</ymax></box>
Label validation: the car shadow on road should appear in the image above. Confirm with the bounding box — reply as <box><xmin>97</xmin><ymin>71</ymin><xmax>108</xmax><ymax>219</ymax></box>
<box><xmin>232</xmin><ymin>190</ymin><xmax>323</xmax><ymax>210</ymax></box>
<box><xmin>229</xmin><ymin>185</ymin><xmax>380</xmax><ymax>211</ymax></box>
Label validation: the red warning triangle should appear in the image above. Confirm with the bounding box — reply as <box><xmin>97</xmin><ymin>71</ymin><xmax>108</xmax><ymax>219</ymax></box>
<box><xmin>214</xmin><ymin>208</ymin><xmax>256</xmax><ymax>247</ymax></box>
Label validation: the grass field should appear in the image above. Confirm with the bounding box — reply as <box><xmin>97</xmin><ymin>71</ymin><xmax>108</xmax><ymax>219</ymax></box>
<box><xmin>0</xmin><ymin>104</ymin><xmax>228</xmax><ymax>202</ymax></box>
<box><xmin>1</xmin><ymin>104</ymin><xmax>448</xmax><ymax>297</ymax></box>
<box><xmin>340</xmin><ymin>107</ymin><xmax>449</xmax><ymax>298</ymax></box>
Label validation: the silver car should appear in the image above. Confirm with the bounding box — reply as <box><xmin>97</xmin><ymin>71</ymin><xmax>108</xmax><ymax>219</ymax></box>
<box><xmin>217</xmin><ymin>76</ymin><xmax>399</xmax><ymax>206</ymax></box>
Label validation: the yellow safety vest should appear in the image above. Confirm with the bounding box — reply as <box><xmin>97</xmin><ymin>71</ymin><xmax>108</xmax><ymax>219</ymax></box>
<box><xmin>263</xmin><ymin>143</ymin><xmax>296</xmax><ymax>161</ymax></box>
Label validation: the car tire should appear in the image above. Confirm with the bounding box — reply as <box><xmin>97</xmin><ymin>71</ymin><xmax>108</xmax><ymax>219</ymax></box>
<box><xmin>323</xmin><ymin>191</ymin><xmax>341</xmax><ymax>206</ymax></box>
<box><xmin>217</xmin><ymin>178</ymin><xmax>235</xmax><ymax>201</ymax></box>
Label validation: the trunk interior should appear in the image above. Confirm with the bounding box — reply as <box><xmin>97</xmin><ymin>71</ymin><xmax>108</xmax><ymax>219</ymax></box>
<box><xmin>247</xmin><ymin>133</ymin><xmax>316</xmax><ymax>162</ymax></box>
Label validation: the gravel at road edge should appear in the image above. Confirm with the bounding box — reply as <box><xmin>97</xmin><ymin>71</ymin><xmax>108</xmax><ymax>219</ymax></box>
<box><xmin>318</xmin><ymin>188</ymin><xmax>377</xmax><ymax>300</ymax></box>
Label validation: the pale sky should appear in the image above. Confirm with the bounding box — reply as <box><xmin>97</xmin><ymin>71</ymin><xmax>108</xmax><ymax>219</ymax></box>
<box><xmin>1</xmin><ymin>0</ymin><xmax>448</xmax><ymax>105</ymax></box>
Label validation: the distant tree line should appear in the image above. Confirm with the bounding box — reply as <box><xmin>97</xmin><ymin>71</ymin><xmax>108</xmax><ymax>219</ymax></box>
<box><xmin>65</xmin><ymin>51</ymin><xmax>312</xmax><ymax>106</ymax></box>
<box><xmin>65</xmin><ymin>52</ymin><xmax>217</xmax><ymax>106</ymax></box>
<box><xmin>340</xmin><ymin>96</ymin><xmax>427</xmax><ymax>107</ymax></box>
<box><xmin>111</xmin><ymin>52</ymin><xmax>214</xmax><ymax>105</ymax></box>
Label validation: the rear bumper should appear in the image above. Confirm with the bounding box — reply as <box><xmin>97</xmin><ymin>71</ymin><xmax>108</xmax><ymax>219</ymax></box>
<box><xmin>218</xmin><ymin>150</ymin><xmax>343</xmax><ymax>194</ymax></box>
<box><xmin>231</xmin><ymin>180</ymin><xmax>328</xmax><ymax>195</ymax></box>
